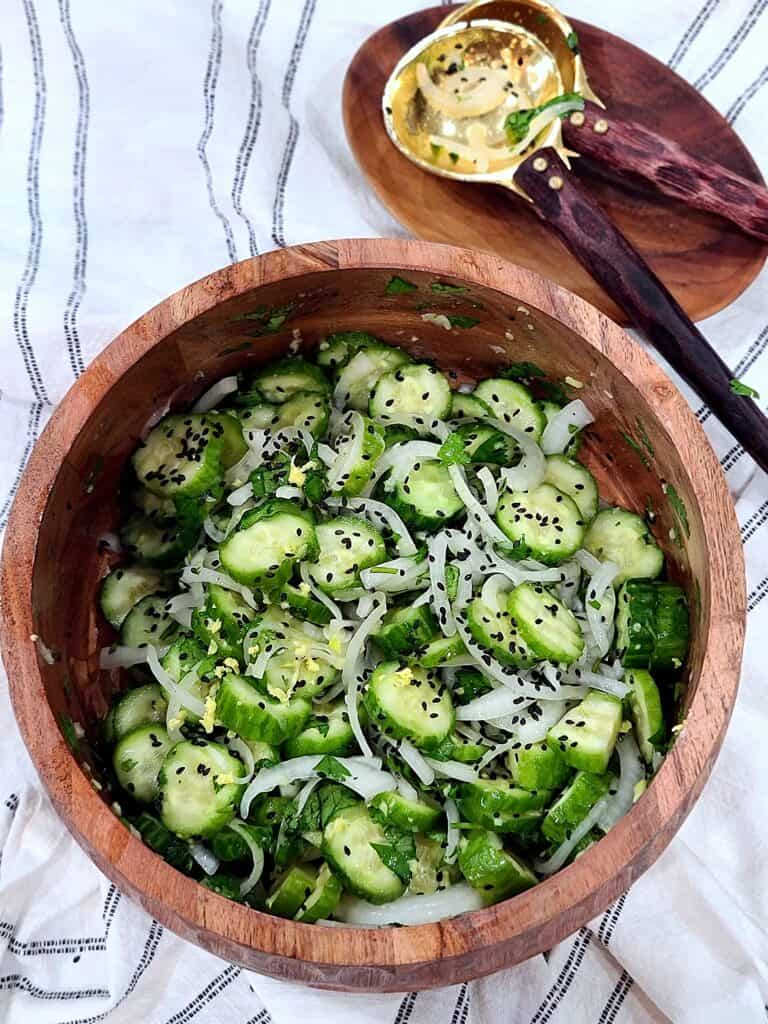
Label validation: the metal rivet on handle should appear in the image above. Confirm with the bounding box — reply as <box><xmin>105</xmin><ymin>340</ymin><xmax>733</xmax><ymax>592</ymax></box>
<box><xmin>532</xmin><ymin>157</ymin><xmax>548</xmax><ymax>172</ymax></box>
<box><xmin>594</xmin><ymin>119</ymin><xmax>609</xmax><ymax>134</ymax></box>
<box><xmin>548</xmin><ymin>175</ymin><xmax>564</xmax><ymax>190</ymax></box>
<box><xmin>569</xmin><ymin>111</ymin><xmax>585</xmax><ymax>126</ymax></box>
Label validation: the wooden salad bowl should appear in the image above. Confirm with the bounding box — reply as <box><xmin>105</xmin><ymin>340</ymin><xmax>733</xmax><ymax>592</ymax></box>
<box><xmin>0</xmin><ymin>239</ymin><xmax>745</xmax><ymax>991</ymax></box>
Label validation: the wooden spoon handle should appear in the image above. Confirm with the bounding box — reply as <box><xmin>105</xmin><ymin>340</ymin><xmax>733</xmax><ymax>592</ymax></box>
<box><xmin>515</xmin><ymin>147</ymin><xmax>768</xmax><ymax>474</ymax></box>
<box><xmin>561</xmin><ymin>102</ymin><xmax>768</xmax><ymax>243</ymax></box>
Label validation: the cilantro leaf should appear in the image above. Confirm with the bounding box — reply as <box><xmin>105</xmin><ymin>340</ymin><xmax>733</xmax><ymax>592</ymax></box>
<box><xmin>315</xmin><ymin>755</ymin><xmax>351</xmax><ymax>780</ymax></box>
<box><xmin>438</xmin><ymin>431</ymin><xmax>472</xmax><ymax>466</ymax></box>
<box><xmin>447</xmin><ymin>314</ymin><xmax>480</xmax><ymax>329</ymax></box>
<box><xmin>307</xmin><ymin>716</ymin><xmax>331</xmax><ymax>738</ymax></box>
<box><xmin>588</xmin><ymin>599</ymin><xmax>601</xmax><ymax>610</ymax></box>
<box><xmin>500</xmin><ymin>361</ymin><xmax>547</xmax><ymax>382</ymax></box>
<box><xmin>385</xmin><ymin>275</ymin><xmax>417</xmax><ymax>295</ymax></box>
<box><xmin>566</xmin><ymin>30</ymin><xmax>579</xmax><ymax>51</ymax></box>
<box><xmin>505</xmin><ymin>92</ymin><xmax>583</xmax><ymax>145</ymax></box>
<box><xmin>318</xmin><ymin>783</ymin><xmax>360</xmax><ymax>828</ymax></box>
<box><xmin>730</xmin><ymin>378</ymin><xmax>760</xmax><ymax>399</ymax></box>
<box><xmin>370</xmin><ymin>827</ymin><xmax>416</xmax><ymax>884</ymax></box>
<box><xmin>430</xmin><ymin>281</ymin><xmax>467</xmax><ymax>294</ymax></box>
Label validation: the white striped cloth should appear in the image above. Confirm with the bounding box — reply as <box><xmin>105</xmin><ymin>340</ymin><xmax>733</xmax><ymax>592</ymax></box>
<box><xmin>0</xmin><ymin>1</ymin><xmax>766</xmax><ymax>1022</ymax></box>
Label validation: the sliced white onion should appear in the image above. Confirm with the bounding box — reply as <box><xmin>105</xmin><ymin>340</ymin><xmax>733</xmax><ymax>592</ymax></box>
<box><xmin>227</xmin><ymin>820</ymin><xmax>266</xmax><ymax>896</ymax></box>
<box><xmin>227</xmin><ymin>481</ymin><xmax>254</xmax><ymax>507</ymax></box>
<box><xmin>393</xmin><ymin>738</ymin><xmax>435</xmax><ymax>787</ymax></box>
<box><xmin>584</xmin><ymin>560</ymin><xmax>620</xmax><ymax>657</ymax></box>
<box><xmin>275</xmin><ymin>485</ymin><xmax>303</xmax><ymax>500</ymax></box>
<box><xmin>516</xmin><ymin>700</ymin><xmax>568</xmax><ymax>744</ymax></box>
<box><xmin>192</xmin><ymin>375</ymin><xmax>238</xmax><ymax>413</ymax></box>
<box><xmin>343</xmin><ymin>600</ymin><xmax>387</xmax><ymax>758</ymax></box>
<box><xmin>180</xmin><ymin>566</ymin><xmax>258</xmax><ymax>609</ymax></box>
<box><xmin>448</xmin><ymin>464</ymin><xmax>512</xmax><ymax>550</ymax></box>
<box><xmin>534</xmin><ymin>793</ymin><xmax>611</xmax><ymax>876</ymax></box>
<box><xmin>240</xmin><ymin>755</ymin><xmax>393</xmax><ymax>818</ymax></box>
<box><xmin>416</xmin><ymin>61</ymin><xmax>509</xmax><ymax>119</ymax></box>
<box><xmin>444</xmin><ymin>798</ymin><xmax>460</xmax><ymax>864</ymax></box>
<box><xmin>146</xmin><ymin>646</ymin><xmax>207</xmax><ymax>718</ymax></box>
<box><xmin>328</xmin><ymin>497</ymin><xmax>417</xmax><ymax>556</ymax></box>
<box><xmin>424</xmin><ymin>757</ymin><xmax>478</xmax><ymax>783</ymax></box>
<box><xmin>574</xmin><ymin>549</ymin><xmax>603</xmax><ymax>575</ymax></box>
<box><xmin>100</xmin><ymin>645</ymin><xmax>149</xmax><ymax>669</ymax></box>
<box><xmin>360</xmin><ymin>556</ymin><xmax>428</xmax><ymax>593</ymax></box>
<box><xmin>203</xmin><ymin>516</ymin><xmax>227</xmax><ymax>543</ymax></box>
<box><xmin>560</xmin><ymin>667</ymin><xmax>629</xmax><ymax>698</ymax></box>
<box><xmin>476</xmin><ymin>467</ymin><xmax>499</xmax><ymax>513</ymax></box>
<box><xmin>362</xmin><ymin>441</ymin><xmax>442</xmax><ymax>497</ymax></box>
<box><xmin>189</xmin><ymin>842</ymin><xmax>219</xmax><ymax>876</ymax></box>
<box><xmin>356</xmin><ymin>592</ymin><xmax>376</xmax><ymax>619</ymax></box>
<box><xmin>227</xmin><ymin>736</ymin><xmax>256</xmax><ymax>784</ymax></box>
<box><xmin>300</xmin><ymin>563</ymin><xmax>344</xmax><ymax>621</ymax></box>
<box><xmin>96</xmin><ymin>531</ymin><xmax>122</xmax><ymax>553</ymax></box>
<box><xmin>336</xmin><ymin>882</ymin><xmax>484</xmax><ymax>926</ymax></box>
<box><xmin>488</xmin><ymin>419</ymin><xmax>546</xmax><ymax>493</ymax></box>
<box><xmin>395</xmin><ymin>775</ymin><xmax>420</xmax><ymax>802</ymax></box>
<box><xmin>596</xmin><ymin>734</ymin><xmax>644</xmax><ymax>831</ymax></box>
<box><xmin>296</xmin><ymin>777</ymin><xmax>321</xmax><ymax>816</ymax></box>
<box><xmin>557</xmin><ymin>558</ymin><xmax>582</xmax><ymax>608</ymax></box>
<box><xmin>456</xmin><ymin>686</ymin><xmax>528</xmax><ymax>722</ymax></box>
<box><xmin>541</xmin><ymin>400</ymin><xmax>594</xmax><ymax>455</ymax></box>
<box><xmin>428</xmin><ymin>532</ymin><xmax>456</xmax><ymax>637</ymax></box>
<box><xmin>327</xmin><ymin>410</ymin><xmax>365</xmax><ymax>491</ymax></box>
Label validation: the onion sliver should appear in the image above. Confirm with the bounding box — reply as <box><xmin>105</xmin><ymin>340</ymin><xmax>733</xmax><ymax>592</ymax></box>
<box><xmin>146</xmin><ymin>646</ymin><xmax>207</xmax><ymax>718</ymax></box>
<box><xmin>541</xmin><ymin>400</ymin><xmax>594</xmax><ymax>455</ymax></box>
<box><xmin>189</xmin><ymin>842</ymin><xmax>219</xmax><ymax>876</ymax></box>
<box><xmin>444</xmin><ymin>798</ymin><xmax>460</xmax><ymax>864</ymax></box>
<box><xmin>534</xmin><ymin>793</ymin><xmax>611</xmax><ymax>876</ymax></box>
<box><xmin>328</xmin><ymin>496</ymin><xmax>417</xmax><ymax>556</ymax></box>
<box><xmin>192</xmin><ymin>375</ymin><xmax>238</xmax><ymax>413</ymax></box>
<box><xmin>343</xmin><ymin>601</ymin><xmax>387</xmax><ymax>758</ymax></box>
<box><xmin>336</xmin><ymin>882</ymin><xmax>485</xmax><ymax>926</ymax></box>
<box><xmin>424</xmin><ymin>757</ymin><xmax>478</xmax><ymax>783</ymax></box>
<box><xmin>227</xmin><ymin>820</ymin><xmax>266</xmax><ymax>895</ymax></box>
<box><xmin>596</xmin><ymin>734</ymin><xmax>644</xmax><ymax>831</ymax></box>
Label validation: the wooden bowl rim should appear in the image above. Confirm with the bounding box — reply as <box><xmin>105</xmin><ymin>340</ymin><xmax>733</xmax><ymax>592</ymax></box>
<box><xmin>0</xmin><ymin>238</ymin><xmax>745</xmax><ymax>980</ymax></box>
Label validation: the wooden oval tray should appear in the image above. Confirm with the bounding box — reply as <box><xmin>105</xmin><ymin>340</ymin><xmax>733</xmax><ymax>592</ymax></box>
<box><xmin>343</xmin><ymin>5</ymin><xmax>768</xmax><ymax>324</ymax></box>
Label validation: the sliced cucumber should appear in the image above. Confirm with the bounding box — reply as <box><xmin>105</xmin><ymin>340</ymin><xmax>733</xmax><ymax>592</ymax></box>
<box><xmin>437</xmin><ymin>732</ymin><xmax>490</xmax><ymax>763</ymax></box>
<box><xmin>507</xmin><ymin>583</ymin><xmax>584</xmax><ymax>664</ymax></box>
<box><xmin>283</xmin><ymin>701</ymin><xmax>355</xmax><ymax>757</ymax></box>
<box><xmin>322</xmin><ymin>804</ymin><xmax>406</xmax><ymax>904</ymax></box>
<box><xmin>328</xmin><ymin>412</ymin><xmax>386</xmax><ymax>497</ymax></box>
<box><xmin>369</xmin><ymin>790</ymin><xmax>443</xmax><ymax>832</ymax></box>
<box><xmin>205</xmin><ymin>412</ymin><xmax>248</xmax><ymax>468</ymax></box>
<box><xmin>215</xmin><ymin>674</ymin><xmax>311</xmax><ymax>744</ymax></box>
<box><xmin>449</xmin><ymin>393</ymin><xmax>492</xmax><ymax>421</ymax></box>
<box><xmin>267</xmin><ymin>864</ymin><xmax>318</xmax><ymax>918</ymax></box>
<box><xmin>309</xmin><ymin>515</ymin><xmax>386</xmax><ymax>594</ymax></box>
<box><xmin>120</xmin><ymin>594</ymin><xmax>179</xmax><ymax>647</ymax></box>
<box><xmin>384</xmin><ymin>423</ymin><xmax>420</xmax><ymax>447</ymax></box>
<box><xmin>583</xmin><ymin>508</ymin><xmax>663</xmax><ymax>585</ymax></box>
<box><xmin>547</xmin><ymin>691</ymin><xmax>623</xmax><ymax>774</ymax></box>
<box><xmin>369</xmin><ymin>363</ymin><xmax>452</xmax><ymax>432</ymax></box>
<box><xmin>452</xmin><ymin>669</ymin><xmax>493</xmax><ymax>704</ymax></box>
<box><xmin>129</xmin><ymin>485</ymin><xmax>176</xmax><ymax>523</ymax></box>
<box><xmin>496</xmin><ymin>483</ymin><xmax>585</xmax><ymax>564</ymax></box>
<box><xmin>267</xmin><ymin>390</ymin><xmax>329</xmax><ymax>437</ymax></box>
<box><xmin>627</xmin><ymin>669</ymin><xmax>665</xmax><ymax>762</ymax></box>
<box><xmin>219</xmin><ymin>499</ymin><xmax>317</xmax><ymax>587</ymax></box>
<box><xmin>317</xmin><ymin>331</ymin><xmax>379</xmax><ymax>370</ymax></box>
<box><xmin>374</xmin><ymin>603</ymin><xmax>438</xmax><ymax>659</ymax></box>
<box><xmin>541</xmin><ymin>770</ymin><xmax>612</xmax><ymax>845</ymax></box>
<box><xmin>112</xmin><ymin>683</ymin><xmax>168</xmax><ymax>742</ymax></box>
<box><xmin>458</xmin><ymin>830</ymin><xmax>538</xmax><ymax>902</ymax></box>
<box><xmin>335</xmin><ymin>344</ymin><xmax>411</xmax><ymax>411</ymax></box>
<box><xmin>100</xmin><ymin>566</ymin><xmax>166</xmax><ymax>629</ymax></box>
<box><xmin>543</xmin><ymin>455</ymin><xmax>599</xmax><ymax>522</ymax></box>
<box><xmin>200</xmin><ymin>583</ymin><xmax>255</xmax><ymax>657</ymax></box>
<box><xmin>280</xmin><ymin>582</ymin><xmax>332</xmax><ymax>626</ymax></box>
<box><xmin>364</xmin><ymin>662</ymin><xmax>454</xmax><ymax>751</ymax></box>
<box><xmin>388</xmin><ymin>459</ymin><xmax>464</xmax><ymax>531</ymax></box>
<box><xmin>161</xmin><ymin>636</ymin><xmax>213</xmax><ymax>682</ymax></box>
<box><xmin>113</xmin><ymin>724</ymin><xmax>172</xmax><ymax>803</ymax></box>
<box><xmin>252</xmin><ymin>358</ymin><xmax>330</xmax><ymax>403</ymax></box>
<box><xmin>132</xmin><ymin>414</ymin><xmax>223</xmax><ymax>499</ymax></box>
<box><xmin>473</xmin><ymin>379</ymin><xmax>545</xmax><ymax>440</ymax></box>
<box><xmin>121</xmin><ymin>514</ymin><xmax>195</xmax><ymax>568</ymax></box>
<box><xmin>615</xmin><ymin>580</ymin><xmax>689</xmax><ymax>670</ymax></box>
<box><xmin>466</xmin><ymin>589</ymin><xmax>536</xmax><ymax>669</ymax></box>
<box><xmin>158</xmin><ymin>739</ymin><xmax>244</xmax><ymax>838</ymax></box>
<box><xmin>239</xmin><ymin>404</ymin><xmax>278</xmax><ymax>430</ymax></box>
<box><xmin>508</xmin><ymin>741</ymin><xmax>572</xmax><ymax>792</ymax></box>
<box><xmin>295</xmin><ymin>862</ymin><xmax>343</xmax><ymax>923</ymax></box>
<box><xmin>419</xmin><ymin>633</ymin><xmax>467</xmax><ymax>668</ymax></box>
<box><xmin>457</xmin><ymin>778</ymin><xmax>550</xmax><ymax>834</ymax></box>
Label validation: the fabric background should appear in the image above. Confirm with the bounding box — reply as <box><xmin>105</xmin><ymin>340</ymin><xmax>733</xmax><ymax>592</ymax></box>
<box><xmin>0</xmin><ymin>1</ymin><xmax>767</xmax><ymax>1021</ymax></box>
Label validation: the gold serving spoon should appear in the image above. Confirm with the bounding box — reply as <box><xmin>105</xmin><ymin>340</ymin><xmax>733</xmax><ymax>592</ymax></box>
<box><xmin>382</xmin><ymin>18</ymin><xmax>768</xmax><ymax>473</ymax></box>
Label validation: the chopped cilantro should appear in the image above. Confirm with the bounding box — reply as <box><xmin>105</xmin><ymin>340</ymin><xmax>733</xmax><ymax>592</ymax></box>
<box><xmin>315</xmin><ymin>755</ymin><xmax>351</xmax><ymax>780</ymax></box>
<box><xmin>438</xmin><ymin>431</ymin><xmax>472</xmax><ymax>466</ymax></box>
<box><xmin>447</xmin><ymin>314</ymin><xmax>479</xmax><ymax>329</ymax></box>
<box><xmin>385</xmin><ymin>275</ymin><xmax>417</xmax><ymax>295</ymax></box>
<box><xmin>430</xmin><ymin>281</ymin><xmax>467</xmax><ymax>294</ymax></box>
<box><xmin>665</xmin><ymin>483</ymin><xmax>690</xmax><ymax>538</ymax></box>
<box><xmin>730</xmin><ymin>378</ymin><xmax>760</xmax><ymax>399</ymax></box>
<box><xmin>620</xmin><ymin>431</ymin><xmax>651</xmax><ymax>470</ymax></box>
<box><xmin>566</xmin><ymin>31</ymin><xmax>579</xmax><ymax>51</ymax></box>
<box><xmin>371</xmin><ymin>827</ymin><xmax>416</xmax><ymax>884</ymax></box>
<box><xmin>504</xmin><ymin>92</ymin><xmax>583</xmax><ymax>145</ymax></box>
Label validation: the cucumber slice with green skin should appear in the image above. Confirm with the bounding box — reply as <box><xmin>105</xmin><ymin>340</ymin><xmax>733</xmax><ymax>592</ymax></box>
<box><xmin>220</xmin><ymin>499</ymin><xmax>317</xmax><ymax>587</ymax></box>
<box><xmin>130</xmin><ymin>485</ymin><xmax>177</xmax><ymax>523</ymax></box>
<box><xmin>329</xmin><ymin>412</ymin><xmax>386</xmax><ymax>497</ymax></box>
<box><xmin>383</xmin><ymin>423</ymin><xmax>420</xmax><ymax>447</ymax></box>
<box><xmin>239</xmin><ymin>404</ymin><xmax>278</xmax><ymax>430</ymax></box>
<box><xmin>283</xmin><ymin>702</ymin><xmax>355</xmax><ymax>757</ymax></box>
<box><xmin>161</xmin><ymin>636</ymin><xmax>214</xmax><ymax>684</ymax></box>
<box><xmin>583</xmin><ymin>508</ymin><xmax>664</xmax><ymax>586</ymax></box>
<box><xmin>295</xmin><ymin>862</ymin><xmax>343</xmax><ymax>922</ymax></box>
<box><xmin>246</xmin><ymin>740</ymin><xmax>280</xmax><ymax>767</ymax></box>
<box><xmin>449</xmin><ymin>393</ymin><xmax>493</xmax><ymax>421</ymax></box>
<box><xmin>626</xmin><ymin>669</ymin><xmax>665</xmax><ymax>762</ymax></box>
<box><xmin>543</xmin><ymin>455</ymin><xmax>599</xmax><ymax>522</ymax></box>
<box><xmin>473</xmin><ymin>379</ymin><xmax>545</xmax><ymax>441</ymax></box>
<box><xmin>616</xmin><ymin>580</ymin><xmax>689</xmax><ymax>670</ymax></box>
<box><xmin>388</xmin><ymin>460</ymin><xmax>464</xmax><ymax>531</ymax></box>
<box><xmin>102</xmin><ymin>707</ymin><xmax>117</xmax><ymax>746</ymax></box>
<box><xmin>507</xmin><ymin>582</ymin><xmax>584</xmax><ymax>664</ymax></box>
<box><xmin>112</xmin><ymin>683</ymin><xmax>168</xmax><ymax>742</ymax></box>
<box><xmin>336</xmin><ymin>345</ymin><xmax>411</xmax><ymax>411</ymax></box>
<box><xmin>158</xmin><ymin>739</ymin><xmax>244</xmax><ymax>838</ymax></box>
<box><xmin>373</xmin><ymin>604</ymin><xmax>438</xmax><ymax>658</ymax></box>
<box><xmin>266</xmin><ymin>864</ymin><xmax>319</xmax><ymax>917</ymax></box>
<box><xmin>364</xmin><ymin>662</ymin><xmax>454</xmax><ymax>751</ymax></box>
<box><xmin>216</xmin><ymin>674</ymin><xmax>312</xmax><ymax>744</ymax></box>
<box><xmin>458</xmin><ymin>830</ymin><xmax>538</xmax><ymax>902</ymax></box>
<box><xmin>248</xmin><ymin>794</ymin><xmax>292</xmax><ymax>827</ymax></box>
<box><xmin>437</xmin><ymin>732</ymin><xmax>490</xmax><ymax>763</ymax></box>
<box><xmin>369</xmin><ymin>363</ymin><xmax>452</xmax><ymax>432</ymax></box>
<box><xmin>495</xmin><ymin>483</ymin><xmax>586</xmax><ymax>564</ymax></box>
<box><xmin>309</xmin><ymin>515</ymin><xmax>386</xmax><ymax>594</ymax></box>
<box><xmin>120</xmin><ymin>594</ymin><xmax>179</xmax><ymax>647</ymax></box>
<box><xmin>205</xmin><ymin>412</ymin><xmax>248</xmax><ymax>468</ymax></box>
<box><xmin>322</xmin><ymin>804</ymin><xmax>406</xmax><ymax>904</ymax></box>
<box><xmin>280</xmin><ymin>582</ymin><xmax>333</xmax><ymax>626</ymax></box>
<box><xmin>129</xmin><ymin>812</ymin><xmax>193</xmax><ymax>872</ymax></box>
<box><xmin>317</xmin><ymin>331</ymin><xmax>377</xmax><ymax>370</ymax></box>
<box><xmin>541</xmin><ymin>770</ymin><xmax>612</xmax><ymax>845</ymax></box>
<box><xmin>100</xmin><ymin>567</ymin><xmax>167</xmax><ymax>629</ymax></box>
<box><xmin>541</xmin><ymin>402</ymin><xmax>583</xmax><ymax>456</ymax></box>
<box><xmin>210</xmin><ymin>822</ymin><xmax>266</xmax><ymax>862</ymax></box>
<box><xmin>453</xmin><ymin>669</ymin><xmax>493</xmax><ymax>705</ymax></box>
<box><xmin>132</xmin><ymin>414</ymin><xmax>223</xmax><ymax>499</ymax></box>
<box><xmin>466</xmin><ymin>593</ymin><xmax>536</xmax><ymax>669</ymax></box>
<box><xmin>114</xmin><ymin>724</ymin><xmax>172</xmax><ymax>803</ymax></box>
<box><xmin>265</xmin><ymin>390</ymin><xmax>330</xmax><ymax>437</ymax></box>
<box><xmin>547</xmin><ymin>691</ymin><xmax>623</xmax><ymax>774</ymax></box>
<box><xmin>369</xmin><ymin>790</ymin><xmax>443</xmax><ymax>832</ymax></box>
<box><xmin>203</xmin><ymin>583</ymin><xmax>255</xmax><ymax>654</ymax></box>
<box><xmin>419</xmin><ymin>633</ymin><xmax>467</xmax><ymax>668</ymax></box>
<box><xmin>252</xmin><ymin>358</ymin><xmax>330</xmax><ymax>403</ymax></box>
<box><xmin>121</xmin><ymin>514</ymin><xmax>195</xmax><ymax>568</ymax></box>
<box><xmin>457</xmin><ymin>778</ymin><xmax>551</xmax><ymax>834</ymax></box>
<box><xmin>444</xmin><ymin>423</ymin><xmax>517</xmax><ymax>465</ymax></box>
<box><xmin>508</xmin><ymin>741</ymin><xmax>572</xmax><ymax>792</ymax></box>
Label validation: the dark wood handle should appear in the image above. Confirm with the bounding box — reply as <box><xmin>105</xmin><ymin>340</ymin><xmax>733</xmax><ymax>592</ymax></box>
<box><xmin>561</xmin><ymin>102</ymin><xmax>768</xmax><ymax>243</ymax></box>
<box><xmin>516</xmin><ymin>148</ymin><xmax>768</xmax><ymax>474</ymax></box>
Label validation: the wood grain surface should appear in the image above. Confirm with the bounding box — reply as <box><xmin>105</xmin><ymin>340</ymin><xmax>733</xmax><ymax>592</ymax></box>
<box><xmin>0</xmin><ymin>239</ymin><xmax>745</xmax><ymax>991</ymax></box>
<box><xmin>343</xmin><ymin>5</ymin><xmax>768</xmax><ymax>324</ymax></box>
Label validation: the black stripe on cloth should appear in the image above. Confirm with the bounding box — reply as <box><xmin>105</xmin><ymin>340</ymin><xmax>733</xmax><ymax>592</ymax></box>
<box><xmin>15</xmin><ymin>0</ymin><xmax>50</xmax><ymax>405</ymax></box>
<box><xmin>231</xmin><ymin>0</ymin><xmax>272</xmax><ymax>257</ymax></box>
<box><xmin>393</xmin><ymin>991</ymin><xmax>418</xmax><ymax>1024</ymax></box>
<box><xmin>58</xmin><ymin>0</ymin><xmax>90</xmax><ymax>379</ymax></box>
<box><xmin>740</xmin><ymin>497</ymin><xmax>768</xmax><ymax>542</ymax></box>
<box><xmin>0</xmin><ymin>399</ymin><xmax>44</xmax><ymax>530</ymax></box>
<box><xmin>162</xmin><ymin>964</ymin><xmax>241</xmax><ymax>1024</ymax></box>
<box><xmin>748</xmin><ymin>575</ymin><xmax>768</xmax><ymax>612</ymax></box>
<box><xmin>726</xmin><ymin>62</ymin><xmax>768</xmax><ymax>122</ymax></box>
<box><xmin>698</xmin><ymin>322</ymin><xmax>768</xmax><ymax>424</ymax></box>
<box><xmin>450</xmin><ymin>983</ymin><xmax>469</xmax><ymax>1024</ymax></box>
<box><xmin>694</xmin><ymin>0</ymin><xmax>768</xmax><ymax>91</ymax></box>
<box><xmin>597</xmin><ymin>970</ymin><xmax>634</xmax><ymax>1024</ymax></box>
<box><xmin>67</xmin><ymin>919</ymin><xmax>163</xmax><ymax>1024</ymax></box>
<box><xmin>0</xmin><ymin>885</ymin><xmax>120</xmax><ymax>958</ymax></box>
<box><xmin>271</xmin><ymin>0</ymin><xmax>317</xmax><ymax>248</ymax></box>
<box><xmin>528</xmin><ymin>927</ymin><xmax>592</xmax><ymax>1024</ymax></box>
<box><xmin>0</xmin><ymin>974</ymin><xmax>110</xmax><ymax>1000</ymax></box>
<box><xmin>243</xmin><ymin>1009</ymin><xmax>272</xmax><ymax>1024</ymax></box>
<box><xmin>667</xmin><ymin>0</ymin><xmax>720</xmax><ymax>70</ymax></box>
<box><xmin>4</xmin><ymin>793</ymin><xmax>19</xmax><ymax>814</ymax></box>
<box><xmin>600</xmin><ymin>892</ymin><xmax>629</xmax><ymax>948</ymax></box>
<box><xmin>198</xmin><ymin>0</ymin><xmax>237</xmax><ymax>264</ymax></box>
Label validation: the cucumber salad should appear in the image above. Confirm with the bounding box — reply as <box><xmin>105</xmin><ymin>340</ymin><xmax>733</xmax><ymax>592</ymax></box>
<box><xmin>98</xmin><ymin>333</ymin><xmax>690</xmax><ymax>926</ymax></box>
